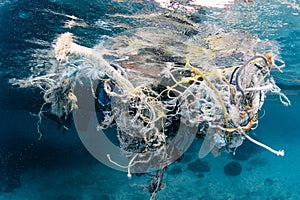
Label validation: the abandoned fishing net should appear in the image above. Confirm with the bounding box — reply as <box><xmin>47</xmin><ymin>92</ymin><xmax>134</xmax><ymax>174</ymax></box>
<box><xmin>10</xmin><ymin>11</ymin><xmax>290</xmax><ymax>199</ymax></box>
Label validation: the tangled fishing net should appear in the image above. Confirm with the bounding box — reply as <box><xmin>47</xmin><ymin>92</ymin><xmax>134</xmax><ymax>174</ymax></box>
<box><xmin>10</xmin><ymin>11</ymin><xmax>290</xmax><ymax>199</ymax></box>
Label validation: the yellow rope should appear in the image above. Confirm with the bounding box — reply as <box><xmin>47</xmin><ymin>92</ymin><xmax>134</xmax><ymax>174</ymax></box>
<box><xmin>190</xmin><ymin>67</ymin><xmax>229</xmax><ymax>128</ymax></box>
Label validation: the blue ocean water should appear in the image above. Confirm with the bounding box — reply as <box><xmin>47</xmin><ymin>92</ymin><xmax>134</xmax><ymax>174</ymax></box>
<box><xmin>0</xmin><ymin>0</ymin><xmax>300</xmax><ymax>199</ymax></box>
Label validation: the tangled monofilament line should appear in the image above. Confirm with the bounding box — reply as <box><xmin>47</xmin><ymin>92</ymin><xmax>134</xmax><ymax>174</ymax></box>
<box><xmin>10</xmin><ymin>31</ymin><xmax>290</xmax><ymax>199</ymax></box>
<box><xmin>11</xmin><ymin>32</ymin><xmax>290</xmax><ymax>155</ymax></box>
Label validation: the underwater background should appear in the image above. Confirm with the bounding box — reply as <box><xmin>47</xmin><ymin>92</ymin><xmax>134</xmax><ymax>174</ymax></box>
<box><xmin>1</xmin><ymin>0</ymin><xmax>300</xmax><ymax>199</ymax></box>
